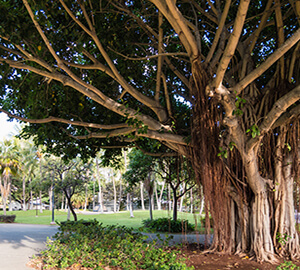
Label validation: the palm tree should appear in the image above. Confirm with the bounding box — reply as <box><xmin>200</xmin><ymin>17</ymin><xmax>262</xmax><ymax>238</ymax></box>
<box><xmin>14</xmin><ymin>138</ymin><xmax>39</xmax><ymax>211</ymax></box>
<box><xmin>0</xmin><ymin>140</ymin><xmax>19</xmax><ymax>215</ymax></box>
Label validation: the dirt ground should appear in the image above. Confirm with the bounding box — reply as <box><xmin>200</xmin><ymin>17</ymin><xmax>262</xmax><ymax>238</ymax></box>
<box><xmin>182</xmin><ymin>244</ymin><xmax>300</xmax><ymax>270</ymax></box>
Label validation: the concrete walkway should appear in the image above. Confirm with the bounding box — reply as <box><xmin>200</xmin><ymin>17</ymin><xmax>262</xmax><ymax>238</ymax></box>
<box><xmin>0</xmin><ymin>223</ymin><xmax>58</xmax><ymax>270</ymax></box>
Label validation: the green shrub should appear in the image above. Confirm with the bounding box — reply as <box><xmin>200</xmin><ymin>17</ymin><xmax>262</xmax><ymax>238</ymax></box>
<box><xmin>40</xmin><ymin>219</ymin><xmax>194</xmax><ymax>270</ymax></box>
<box><xmin>276</xmin><ymin>261</ymin><xmax>300</xmax><ymax>270</ymax></box>
<box><xmin>142</xmin><ymin>218</ymin><xmax>195</xmax><ymax>233</ymax></box>
<box><xmin>0</xmin><ymin>215</ymin><xmax>16</xmax><ymax>223</ymax></box>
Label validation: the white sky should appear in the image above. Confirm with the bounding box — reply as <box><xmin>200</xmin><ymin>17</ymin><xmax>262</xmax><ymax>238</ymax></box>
<box><xmin>0</xmin><ymin>113</ymin><xmax>21</xmax><ymax>141</ymax></box>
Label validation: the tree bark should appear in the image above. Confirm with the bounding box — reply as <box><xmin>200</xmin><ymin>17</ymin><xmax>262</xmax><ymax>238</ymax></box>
<box><xmin>128</xmin><ymin>193</ymin><xmax>134</xmax><ymax>218</ymax></box>
<box><xmin>172</xmin><ymin>187</ymin><xmax>178</xmax><ymax>221</ymax></box>
<box><xmin>140</xmin><ymin>182</ymin><xmax>145</xmax><ymax>211</ymax></box>
<box><xmin>95</xmin><ymin>159</ymin><xmax>104</xmax><ymax>213</ymax></box>
<box><xmin>22</xmin><ymin>176</ymin><xmax>26</xmax><ymax>211</ymax></box>
<box><xmin>112</xmin><ymin>170</ymin><xmax>117</xmax><ymax>213</ymax></box>
<box><xmin>64</xmin><ymin>190</ymin><xmax>77</xmax><ymax>221</ymax></box>
<box><xmin>273</xmin><ymin>131</ymin><xmax>300</xmax><ymax>259</ymax></box>
<box><xmin>39</xmin><ymin>190</ymin><xmax>43</xmax><ymax>213</ymax></box>
<box><xmin>149</xmin><ymin>192</ymin><xmax>153</xmax><ymax>220</ymax></box>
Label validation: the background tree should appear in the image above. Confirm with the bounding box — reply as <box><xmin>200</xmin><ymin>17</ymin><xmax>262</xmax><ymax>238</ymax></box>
<box><xmin>44</xmin><ymin>157</ymin><xmax>91</xmax><ymax>221</ymax></box>
<box><xmin>0</xmin><ymin>140</ymin><xmax>19</xmax><ymax>215</ymax></box>
<box><xmin>16</xmin><ymin>138</ymin><xmax>39</xmax><ymax>211</ymax></box>
<box><xmin>0</xmin><ymin>0</ymin><xmax>299</xmax><ymax>261</ymax></box>
<box><xmin>157</xmin><ymin>156</ymin><xmax>195</xmax><ymax>221</ymax></box>
<box><xmin>124</xmin><ymin>149</ymin><xmax>156</xmax><ymax>220</ymax></box>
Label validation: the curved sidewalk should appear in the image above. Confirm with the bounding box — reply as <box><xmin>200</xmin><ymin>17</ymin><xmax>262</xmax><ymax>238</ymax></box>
<box><xmin>0</xmin><ymin>223</ymin><xmax>58</xmax><ymax>270</ymax></box>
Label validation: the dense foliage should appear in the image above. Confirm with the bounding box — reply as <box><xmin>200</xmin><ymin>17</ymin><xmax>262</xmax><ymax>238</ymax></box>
<box><xmin>39</xmin><ymin>219</ymin><xmax>193</xmax><ymax>270</ymax></box>
<box><xmin>142</xmin><ymin>217</ymin><xmax>195</xmax><ymax>233</ymax></box>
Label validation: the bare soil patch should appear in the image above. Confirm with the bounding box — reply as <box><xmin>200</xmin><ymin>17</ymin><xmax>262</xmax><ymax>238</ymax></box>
<box><xmin>182</xmin><ymin>244</ymin><xmax>300</xmax><ymax>270</ymax></box>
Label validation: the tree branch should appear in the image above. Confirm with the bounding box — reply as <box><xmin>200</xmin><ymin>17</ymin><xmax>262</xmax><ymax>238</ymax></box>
<box><xmin>0</xmin><ymin>58</ymin><xmax>169</xmax><ymax>132</ymax></box>
<box><xmin>247</xmin><ymin>84</ymin><xmax>300</xmax><ymax>150</ymax></box>
<box><xmin>272</xmin><ymin>104</ymin><xmax>300</xmax><ymax>129</ymax></box>
<box><xmin>232</xmin><ymin>28</ymin><xmax>300</xmax><ymax>95</ymax></box>
<box><xmin>214</xmin><ymin>0</ymin><xmax>250</xmax><ymax>88</ymax></box>
<box><xmin>70</xmin><ymin>127</ymin><xmax>136</xmax><ymax>140</ymax></box>
<box><xmin>60</xmin><ymin>0</ymin><xmax>168</xmax><ymax>122</ymax></box>
<box><xmin>155</xmin><ymin>10</ymin><xmax>164</xmax><ymax>102</ymax></box>
<box><xmin>205</xmin><ymin>0</ymin><xmax>232</xmax><ymax>64</ymax></box>
<box><xmin>165</xmin><ymin>0</ymin><xmax>199</xmax><ymax>59</ymax></box>
<box><xmin>134</xmin><ymin>143</ymin><xmax>178</xmax><ymax>157</ymax></box>
<box><xmin>0</xmin><ymin>108</ymin><xmax>128</xmax><ymax>130</ymax></box>
<box><xmin>70</xmin><ymin>128</ymin><xmax>187</xmax><ymax>146</ymax></box>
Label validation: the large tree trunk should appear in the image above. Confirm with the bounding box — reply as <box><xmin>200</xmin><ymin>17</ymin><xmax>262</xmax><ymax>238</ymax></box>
<box><xmin>243</xmin><ymin>150</ymin><xmax>277</xmax><ymax>262</ymax></box>
<box><xmin>273</xmin><ymin>132</ymin><xmax>300</xmax><ymax>259</ymax></box>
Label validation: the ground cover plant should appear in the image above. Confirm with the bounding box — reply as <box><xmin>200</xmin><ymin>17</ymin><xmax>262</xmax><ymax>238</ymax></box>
<box><xmin>36</xmin><ymin>219</ymin><xmax>193</xmax><ymax>270</ymax></box>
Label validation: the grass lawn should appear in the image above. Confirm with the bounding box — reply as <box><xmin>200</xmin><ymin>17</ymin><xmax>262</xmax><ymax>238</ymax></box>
<box><xmin>0</xmin><ymin>209</ymin><xmax>206</xmax><ymax>232</ymax></box>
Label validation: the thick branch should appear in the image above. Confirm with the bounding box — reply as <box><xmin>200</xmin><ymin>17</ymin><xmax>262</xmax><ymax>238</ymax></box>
<box><xmin>138</xmin><ymin>130</ymin><xmax>187</xmax><ymax>145</ymax></box>
<box><xmin>247</xmin><ymin>85</ymin><xmax>300</xmax><ymax>150</ymax></box>
<box><xmin>0</xmin><ymin>59</ymin><xmax>169</xmax><ymax>131</ymax></box>
<box><xmin>155</xmin><ymin>10</ymin><xmax>163</xmax><ymax>102</ymax></box>
<box><xmin>0</xmin><ymin>109</ymin><xmax>128</xmax><ymax>130</ymax></box>
<box><xmin>214</xmin><ymin>0</ymin><xmax>250</xmax><ymax>88</ymax></box>
<box><xmin>73</xmin><ymin>128</ymin><xmax>187</xmax><ymax>146</ymax></box>
<box><xmin>232</xmin><ymin>28</ymin><xmax>300</xmax><ymax>95</ymax></box>
<box><xmin>272</xmin><ymin>104</ymin><xmax>300</xmax><ymax>129</ymax></box>
<box><xmin>205</xmin><ymin>0</ymin><xmax>232</xmax><ymax>64</ymax></box>
<box><xmin>247</xmin><ymin>0</ymin><xmax>273</xmax><ymax>53</ymax></box>
<box><xmin>165</xmin><ymin>0</ymin><xmax>199</xmax><ymax>59</ymax></box>
<box><xmin>71</xmin><ymin>128</ymin><xmax>136</xmax><ymax>139</ymax></box>
<box><xmin>135</xmin><ymin>144</ymin><xmax>178</xmax><ymax>157</ymax></box>
<box><xmin>274</xmin><ymin>0</ymin><xmax>285</xmax><ymax>80</ymax></box>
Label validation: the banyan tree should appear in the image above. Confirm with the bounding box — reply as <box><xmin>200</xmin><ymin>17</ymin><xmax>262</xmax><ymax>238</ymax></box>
<box><xmin>0</xmin><ymin>0</ymin><xmax>299</xmax><ymax>262</ymax></box>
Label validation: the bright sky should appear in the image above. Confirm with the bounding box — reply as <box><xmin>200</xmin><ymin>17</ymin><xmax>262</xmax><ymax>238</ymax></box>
<box><xmin>0</xmin><ymin>113</ymin><xmax>21</xmax><ymax>141</ymax></box>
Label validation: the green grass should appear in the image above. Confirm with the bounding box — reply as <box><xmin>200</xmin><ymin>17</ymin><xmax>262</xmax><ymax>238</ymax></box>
<box><xmin>0</xmin><ymin>209</ymin><xmax>206</xmax><ymax>232</ymax></box>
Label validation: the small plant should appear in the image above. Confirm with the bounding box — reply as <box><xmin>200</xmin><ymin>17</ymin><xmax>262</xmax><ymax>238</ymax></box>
<box><xmin>142</xmin><ymin>217</ymin><xmax>195</xmax><ymax>233</ymax></box>
<box><xmin>276</xmin><ymin>232</ymin><xmax>292</xmax><ymax>246</ymax></box>
<box><xmin>246</xmin><ymin>124</ymin><xmax>260</xmax><ymax>138</ymax></box>
<box><xmin>276</xmin><ymin>260</ymin><xmax>300</xmax><ymax>270</ymax></box>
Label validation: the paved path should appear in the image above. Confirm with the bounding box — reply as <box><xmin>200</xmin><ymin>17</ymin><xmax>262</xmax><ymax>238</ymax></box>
<box><xmin>0</xmin><ymin>223</ymin><xmax>212</xmax><ymax>270</ymax></box>
<box><xmin>0</xmin><ymin>224</ymin><xmax>58</xmax><ymax>270</ymax></box>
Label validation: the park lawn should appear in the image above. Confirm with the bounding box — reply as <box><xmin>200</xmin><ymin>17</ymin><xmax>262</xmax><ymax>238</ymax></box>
<box><xmin>0</xmin><ymin>209</ymin><xmax>205</xmax><ymax>231</ymax></box>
